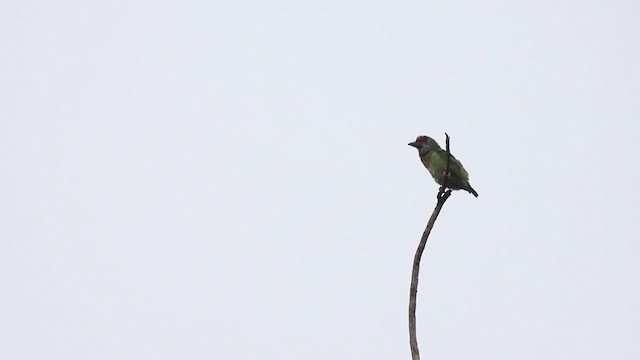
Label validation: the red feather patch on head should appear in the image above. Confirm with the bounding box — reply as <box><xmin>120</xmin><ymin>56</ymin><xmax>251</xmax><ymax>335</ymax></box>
<box><xmin>416</xmin><ymin>135</ymin><xmax>429</xmax><ymax>143</ymax></box>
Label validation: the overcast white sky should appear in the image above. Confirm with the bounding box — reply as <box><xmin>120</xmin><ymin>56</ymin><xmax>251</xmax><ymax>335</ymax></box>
<box><xmin>2</xmin><ymin>1</ymin><xmax>640</xmax><ymax>359</ymax></box>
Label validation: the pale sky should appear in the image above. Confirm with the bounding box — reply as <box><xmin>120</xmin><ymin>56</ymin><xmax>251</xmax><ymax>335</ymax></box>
<box><xmin>2</xmin><ymin>1</ymin><xmax>640</xmax><ymax>359</ymax></box>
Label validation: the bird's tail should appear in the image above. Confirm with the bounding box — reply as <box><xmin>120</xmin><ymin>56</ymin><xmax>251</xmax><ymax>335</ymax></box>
<box><xmin>465</xmin><ymin>184</ymin><xmax>479</xmax><ymax>198</ymax></box>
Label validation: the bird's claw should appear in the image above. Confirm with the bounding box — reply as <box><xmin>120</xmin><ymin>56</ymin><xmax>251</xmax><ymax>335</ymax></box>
<box><xmin>437</xmin><ymin>186</ymin><xmax>452</xmax><ymax>201</ymax></box>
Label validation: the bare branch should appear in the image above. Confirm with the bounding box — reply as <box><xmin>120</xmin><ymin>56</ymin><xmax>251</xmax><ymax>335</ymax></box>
<box><xmin>439</xmin><ymin>132</ymin><xmax>452</xmax><ymax>198</ymax></box>
<box><xmin>409</xmin><ymin>133</ymin><xmax>453</xmax><ymax>360</ymax></box>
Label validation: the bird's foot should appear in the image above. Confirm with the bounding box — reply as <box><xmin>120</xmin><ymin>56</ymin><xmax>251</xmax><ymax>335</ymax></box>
<box><xmin>437</xmin><ymin>186</ymin><xmax>452</xmax><ymax>201</ymax></box>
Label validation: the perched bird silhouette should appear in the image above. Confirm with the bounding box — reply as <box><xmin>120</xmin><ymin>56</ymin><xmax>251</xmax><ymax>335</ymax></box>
<box><xmin>408</xmin><ymin>135</ymin><xmax>478</xmax><ymax>197</ymax></box>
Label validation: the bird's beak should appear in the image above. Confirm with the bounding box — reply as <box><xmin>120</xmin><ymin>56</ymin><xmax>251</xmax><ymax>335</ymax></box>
<box><xmin>408</xmin><ymin>142</ymin><xmax>419</xmax><ymax>148</ymax></box>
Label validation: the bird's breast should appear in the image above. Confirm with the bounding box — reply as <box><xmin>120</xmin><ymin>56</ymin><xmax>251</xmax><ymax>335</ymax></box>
<box><xmin>420</xmin><ymin>151</ymin><xmax>440</xmax><ymax>178</ymax></box>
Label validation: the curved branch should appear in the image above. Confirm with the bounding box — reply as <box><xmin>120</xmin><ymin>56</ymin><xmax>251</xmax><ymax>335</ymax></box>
<box><xmin>408</xmin><ymin>133</ymin><xmax>453</xmax><ymax>360</ymax></box>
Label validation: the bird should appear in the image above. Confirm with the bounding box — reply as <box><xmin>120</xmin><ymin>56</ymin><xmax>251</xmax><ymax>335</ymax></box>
<box><xmin>408</xmin><ymin>135</ymin><xmax>478</xmax><ymax>197</ymax></box>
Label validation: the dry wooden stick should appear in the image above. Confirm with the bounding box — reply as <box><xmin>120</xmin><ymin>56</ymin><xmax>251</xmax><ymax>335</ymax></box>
<box><xmin>408</xmin><ymin>133</ymin><xmax>452</xmax><ymax>360</ymax></box>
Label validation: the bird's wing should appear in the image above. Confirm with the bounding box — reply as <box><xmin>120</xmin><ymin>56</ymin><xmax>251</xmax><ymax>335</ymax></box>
<box><xmin>446</xmin><ymin>154</ymin><xmax>469</xmax><ymax>181</ymax></box>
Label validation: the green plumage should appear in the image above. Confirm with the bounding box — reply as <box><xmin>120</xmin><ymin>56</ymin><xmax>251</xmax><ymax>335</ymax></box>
<box><xmin>409</xmin><ymin>135</ymin><xmax>478</xmax><ymax>197</ymax></box>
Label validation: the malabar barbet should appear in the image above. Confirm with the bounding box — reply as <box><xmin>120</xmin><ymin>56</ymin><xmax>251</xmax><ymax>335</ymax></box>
<box><xmin>408</xmin><ymin>135</ymin><xmax>478</xmax><ymax>197</ymax></box>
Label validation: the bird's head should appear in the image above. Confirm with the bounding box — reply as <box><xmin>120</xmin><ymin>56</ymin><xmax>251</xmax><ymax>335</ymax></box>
<box><xmin>408</xmin><ymin>135</ymin><xmax>441</xmax><ymax>154</ymax></box>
